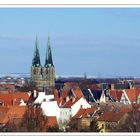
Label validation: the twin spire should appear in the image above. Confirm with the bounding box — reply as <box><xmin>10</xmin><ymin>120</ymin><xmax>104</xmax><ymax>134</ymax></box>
<box><xmin>44</xmin><ymin>36</ymin><xmax>54</xmax><ymax>67</ymax></box>
<box><xmin>32</xmin><ymin>36</ymin><xmax>54</xmax><ymax>67</ymax></box>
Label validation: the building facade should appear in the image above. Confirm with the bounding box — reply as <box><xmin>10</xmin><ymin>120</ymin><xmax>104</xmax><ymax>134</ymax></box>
<box><xmin>31</xmin><ymin>37</ymin><xmax>55</xmax><ymax>94</ymax></box>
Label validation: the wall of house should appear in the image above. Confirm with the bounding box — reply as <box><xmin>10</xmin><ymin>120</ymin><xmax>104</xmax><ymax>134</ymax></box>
<box><xmin>98</xmin><ymin>114</ymin><xmax>128</xmax><ymax>132</ymax></box>
<box><xmin>59</xmin><ymin>108</ymin><xmax>72</xmax><ymax>128</ymax></box>
<box><xmin>120</xmin><ymin>91</ymin><xmax>130</xmax><ymax>104</ymax></box>
<box><xmin>105</xmin><ymin>122</ymin><xmax>119</xmax><ymax>132</ymax></box>
<box><xmin>98</xmin><ymin>121</ymin><xmax>117</xmax><ymax>132</ymax></box>
<box><xmin>97</xmin><ymin>121</ymin><xmax>106</xmax><ymax>132</ymax></box>
<box><xmin>77</xmin><ymin>118</ymin><xmax>92</xmax><ymax>130</ymax></box>
<box><xmin>41</xmin><ymin>101</ymin><xmax>60</xmax><ymax>121</ymax></box>
<box><xmin>71</xmin><ymin>97</ymin><xmax>91</xmax><ymax>117</ymax></box>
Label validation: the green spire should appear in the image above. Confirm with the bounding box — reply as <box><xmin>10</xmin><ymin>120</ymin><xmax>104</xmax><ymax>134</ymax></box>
<box><xmin>32</xmin><ymin>36</ymin><xmax>41</xmax><ymax>67</ymax></box>
<box><xmin>44</xmin><ymin>36</ymin><xmax>54</xmax><ymax>67</ymax></box>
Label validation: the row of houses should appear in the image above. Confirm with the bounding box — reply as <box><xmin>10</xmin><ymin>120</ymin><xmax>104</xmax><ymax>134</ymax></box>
<box><xmin>0</xmin><ymin>82</ymin><xmax>140</xmax><ymax>132</ymax></box>
<box><xmin>55</xmin><ymin>82</ymin><xmax>140</xmax><ymax>105</ymax></box>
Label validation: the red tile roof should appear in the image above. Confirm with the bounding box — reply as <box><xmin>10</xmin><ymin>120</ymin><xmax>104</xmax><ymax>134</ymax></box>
<box><xmin>0</xmin><ymin>106</ymin><xmax>9</xmax><ymax>113</ymax></box>
<box><xmin>54</xmin><ymin>88</ymin><xmax>84</xmax><ymax>106</ymax></box>
<box><xmin>0</xmin><ymin>92</ymin><xmax>30</xmax><ymax>106</ymax></box>
<box><xmin>72</xmin><ymin>88</ymin><xmax>84</xmax><ymax>99</ymax></box>
<box><xmin>73</xmin><ymin>107</ymin><xmax>96</xmax><ymax>118</ymax></box>
<box><xmin>85</xmin><ymin>107</ymin><xmax>96</xmax><ymax>114</ymax></box>
<box><xmin>55</xmin><ymin>97</ymin><xmax>66</xmax><ymax>106</ymax></box>
<box><xmin>73</xmin><ymin>108</ymin><xmax>86</xmax><ymax>118</ymax></box>
<box><xmin>7</xmin><ymin>106</ymin><xmax>27</xmax><ymax>118</ymax></box>
<box><xmin>62</xmin><ymin>98</ymin><xmax>80</xmax><ymax>108</ymax></box>
<box><xmin>0</xmin><ymin>106</ymin><xmax>9</xmax><ymax>124</ymax></box>
<box><xmin>61</xmin><ymin>91</ymin><xmax>68</xmax><ymax>98</ymax></box>
<box><xmin>109</xmin><ymin>90</ymin><xmax>123</xmax><ymax>102</ymax></box>
<box><xmin>97</xmin><ymin>111</ymin><xmax>126</xmax><ymax>122</ymax></box>
<box><xmin>119</xmin><ymin>107</ymin><xmax>132</xmax><ymax>113</ymax></box>
<box><xmin>125</xmin><ymin>89</ymin><xmax>140</xmax><ymax>102</ymax></box>
<box><xmin>0</xmin><ymin>106</ymin><xmax>27</xmax><ymax>124</ymax></box>
<box><xmin>63</xmin><ymin>82</ymin><xmax>79</xmax><ymax>91</ymax></box>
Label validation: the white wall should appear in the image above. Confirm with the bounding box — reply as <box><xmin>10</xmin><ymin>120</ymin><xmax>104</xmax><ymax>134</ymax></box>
<box><xmin>59</xmin><ymin>108</ymin><xmax>72</xmax><ymax>125</ymax></box>
<box><xmin>100</xmin><ymin>91</ymin><xmax>106</xmax><ymax>103</ymax></box>
<box><xmin>34</xmin><ymin>92</ymin><xmax>54</xmax><ymax>104</ymax></box>
<box><xmin>120</xmin><ymin>90</ymin><xmax>131</xmax><ymax>104</ymax></box>
<box><xmin>71</xmin><ymin>97</ymin><xmax>91</xmax><ymax>117</ymax></box>
<box><xmin>41</xmin><ymin>101</ymin><xmax>60</xmax><ymax>121</ymax></box>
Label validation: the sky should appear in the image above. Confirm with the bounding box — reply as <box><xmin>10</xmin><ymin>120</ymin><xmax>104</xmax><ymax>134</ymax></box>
<box><xmin>0</xmin><ymin>8</ymin><xmax>140</xmax><ymax>77</ymax></box>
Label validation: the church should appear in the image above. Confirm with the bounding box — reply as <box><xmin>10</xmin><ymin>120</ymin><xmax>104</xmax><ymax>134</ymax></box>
<box><xmin>31</xmin><ymin>36</ymin><xmax>55</xmax><ymax>94</ymax></box>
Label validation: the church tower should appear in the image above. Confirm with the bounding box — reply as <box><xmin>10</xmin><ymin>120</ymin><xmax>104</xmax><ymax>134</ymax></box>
<box><xmin>31</xmin><ymin>37</ymin><xmax>42</xmax><ymax>89</ymax></box>
<box><xmin>31</xmin><ymin>36</ymin><xmax>55</xmax><ymax>94</ymax></box>
<box><xmin>42</xmin><ymin>36</ymin><xmax>55</xmax><ymax>94</ymax></box>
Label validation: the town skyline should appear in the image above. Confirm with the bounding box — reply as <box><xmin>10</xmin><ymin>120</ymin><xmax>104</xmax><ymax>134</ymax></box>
<box><xmin>0</xmin><ymin>8</ymin><xmax>140</xmax><ymax>77</ymax></box>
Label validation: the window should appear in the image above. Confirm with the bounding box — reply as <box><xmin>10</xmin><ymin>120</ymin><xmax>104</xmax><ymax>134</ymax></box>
<box><xmin>46</xmin><ymin>69</ymin><xmax>48</xmax><ymax>74</ymax></box>
<box><xmin>107</xmin><ymin>123</ymin><xmax>110</xmax><ymax>129</ymax></box>
<box><xmin>34</xmin><ymin>69</ymin><xmax>36</xmax><ymax>74</ymax></box>
<box><xmin>102</xmin><ymin>124</ymin><xmax>104</xmax><ymax>128</ymax></box>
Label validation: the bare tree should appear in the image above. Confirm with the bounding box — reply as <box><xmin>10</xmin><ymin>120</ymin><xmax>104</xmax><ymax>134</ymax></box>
<box><xmin>110</xmin><ymin>105</ymin><xmax>140</xmax><ymax>132</ymax></box>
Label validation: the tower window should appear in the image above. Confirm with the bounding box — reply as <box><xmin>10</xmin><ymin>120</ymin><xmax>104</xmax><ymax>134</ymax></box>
<box><xmin>46</xmin><ymin>69</ymin><xmax>48</xmax><ymax>74</ymax></box>
<box><xmin>34</xmin><ymin>69</ymin><xmax>36</xmax><ymax>74</ymax></box>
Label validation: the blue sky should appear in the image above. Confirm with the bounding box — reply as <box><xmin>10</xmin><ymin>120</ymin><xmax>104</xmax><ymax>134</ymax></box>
<box><xmin>0</xmin><ymin>8</ymin><xmax>140</xmax><ymax>77</ymax></box>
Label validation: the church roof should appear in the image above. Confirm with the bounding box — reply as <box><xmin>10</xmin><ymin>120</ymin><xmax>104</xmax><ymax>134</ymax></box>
<box><xmin>44</xmin><ymin>36</ymin><xmax>54</xmax><ymax>67</ymax></box>
<box><xmin>32</xmin><ymin>37</ymin><xmax>41</xmax><ymax>67</ymax></box>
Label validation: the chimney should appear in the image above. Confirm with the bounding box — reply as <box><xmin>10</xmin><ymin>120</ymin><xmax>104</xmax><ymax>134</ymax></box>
<box><xmin>33</xmin><ymin>90</ymin><xmax>37</xmax><ymax>98</ymax></box>
<box><xmin>111</xmin><ymin>83</ymin><xmax>115</xmax><ymax>90</ymax></box>
<box><xmin>66</xmin><ymin>96</ymin><xmax>70</xmax><ymax>102</ymax></box>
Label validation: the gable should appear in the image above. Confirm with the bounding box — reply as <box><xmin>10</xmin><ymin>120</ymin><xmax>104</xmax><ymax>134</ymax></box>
<box><xmin>120</xmin><ymin>91</ymin><xmax>130</xmax><ymax>104</ymax></box>
<box><xmin>109</xmin><ymin>90</ymin><xmax>123</xmax><ymax>102</ymax></box>
<box><xmin>72</xmin><ymin>97</ymin><xmax>91</xmax><ymax>109</ymax></box>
